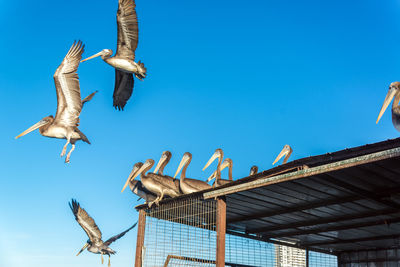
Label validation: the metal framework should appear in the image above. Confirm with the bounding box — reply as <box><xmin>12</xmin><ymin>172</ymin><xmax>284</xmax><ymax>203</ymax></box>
<box><xmin>133</xmin><ymin>138</ymin><xmax>400</xmax><ymax>267</ymax></box>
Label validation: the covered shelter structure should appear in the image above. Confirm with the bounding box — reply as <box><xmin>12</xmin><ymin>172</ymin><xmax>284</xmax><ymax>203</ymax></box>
<box><xmin>134</xmin><ymin>138</ymin><xmax>400</xmax><ymax>267</ymax></box>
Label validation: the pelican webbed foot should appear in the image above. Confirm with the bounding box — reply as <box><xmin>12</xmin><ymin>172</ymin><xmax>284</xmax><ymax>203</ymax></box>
<box><xmin>65</xmin><ymin>144</ymin><xmax>76</xmax><ymax>163</ymax></box>
<box><xmin>134</xmin><ymin>61</ymin><xmax>146</xmax><ymax>80</ymax></box>
<box><xmin>60</xmin><ymin>138</ymin><xmax>71</xmax><ymax>157</ymax></box>
<box><xmin>101</xmin><ymin>254</ymin><xmax>104</xmax><ymax>264</ymax></box>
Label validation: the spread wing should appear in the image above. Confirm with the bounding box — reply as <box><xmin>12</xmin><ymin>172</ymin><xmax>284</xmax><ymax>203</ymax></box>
<box><xmin>54</xmin><ymin>41</ymin><xmax>84</xmax><ymax>127</ymax></box>
<box><xmin>113</xmin><ymin>70</ymin><xmax>134</xmax><ymax>110</ymax></box>
<box><xmin>69</xmin><ymin>199</ymin><xmax>103</xmax><ymax>243</ymax></box>
<box><xmin>115</xmin><ymin>0</ymin><xmax>139</xmax><ymax>59</ymax></box>
<box><xmin>104</xmin><ymin>222</ymin><xmax>137</xmax><ymax>246</ymax></box>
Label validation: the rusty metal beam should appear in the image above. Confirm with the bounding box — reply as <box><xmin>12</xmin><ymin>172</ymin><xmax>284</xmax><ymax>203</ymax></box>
<box><xmin>248</xmin><ymin>208</ymin><xmax>399</xmax><ymax>234</ymax></box>
<box><xmin>135</xmin><ymin>210</ymin><xmax>146</xmax><ymax>267</ymax></box>
<box><xmin>263</xmin><ymin>216</ymin><xmax>400</xmax><ymax>239</ymax></box>
<box><xmin>216</xmin><ymin>197</ymin><xmax>226</xmax><ymax>267</ymax></box>
<box><xmin>203</xmin><ymin>147</ymin><xmax>400</xmax><ymax>199</ymax></box>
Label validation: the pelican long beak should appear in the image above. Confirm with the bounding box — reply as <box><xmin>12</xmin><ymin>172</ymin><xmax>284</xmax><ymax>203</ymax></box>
<box><xmin>273</xmin><ymin>146</ymin><xmax>292</xmax><ymax>165</ymax></box>
<box><xmin>206</xmin><ymin>171</ymin><xmax>217</xmax><ymax>182</ymax></box>
<box><xmin>203</xmin><ymin>152</ymin><xmax>219</xmax><ymax>171</ymax></box>
<box><xmin>76</xmin><ymin>243</ymin><xmax>89</xmax><ymax>256</ymax></box>
<box><xmin>121</xmin><ymin>165</ymin><xmax>142</xmax><ymax>193</ymax></box>
<box><xmin>81</xmin><ymin>51</ymin><xmax>103</xmax><ymax>63</ymax></box>
<box><xmin>153</xmin><ymin>157</ymin><xmax>165</xmax><ymax>174</ymax></box>
<box><xmin>377</xmin><ymin>87</ymin><xmax>396</xmax><ymax>124</ymax></box>
<box><xmin>15</xmin><ymin>119</ymin><xmax>50</xmax><ymax>139</ymax></box>
<box><xmin>173</xmin><ymin>156</ymin><xmax>188</xmax><ymax>179</ymax></box>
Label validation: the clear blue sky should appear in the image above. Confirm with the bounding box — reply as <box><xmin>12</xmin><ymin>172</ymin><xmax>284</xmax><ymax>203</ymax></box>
<box><xmin>1</xmin><ymin>0</ymin><xmax>400</xmax><ymax>266</ymax></box>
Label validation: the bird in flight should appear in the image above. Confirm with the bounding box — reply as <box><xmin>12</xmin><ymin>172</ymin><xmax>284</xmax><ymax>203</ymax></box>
<box><xmin>15</xmin><ymin>41</ymin><xmax>96</xmax><ymax>163</ymax></box>
<box><xmin>69</xmin><ymin>199</ymin><xmax>137</xmax><ymax>266</ymax></box>
<box><xmin>81</xmin><ymin>0</ymin><xmax>146</xmax><ymax>110</ymax></box>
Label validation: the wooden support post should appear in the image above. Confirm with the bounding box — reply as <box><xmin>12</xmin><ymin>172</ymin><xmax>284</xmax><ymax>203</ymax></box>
<box><xmin>135</xmin><ymin>210</ymin><xmax>146</xmax><ymax>267</ymax></box>
<box><xmin>216</xmin><ymin>197</ymin><xmax>226</xmax><ymax>267</ymax></box>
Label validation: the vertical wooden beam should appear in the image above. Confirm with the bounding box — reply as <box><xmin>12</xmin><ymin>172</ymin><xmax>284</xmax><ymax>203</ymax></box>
<box><xmin>216</xmin><ymin>197</ymin><xmax>226</xmax><ymax>267</ymax></box>
<box><xmin>135</xmin><ymin>210</ymin><xmax>146</xmax><ymax>267</ymax></box>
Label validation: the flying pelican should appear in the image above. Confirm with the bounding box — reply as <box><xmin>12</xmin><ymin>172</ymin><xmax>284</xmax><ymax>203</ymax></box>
<box><xmin>272</xmin><ymin>145</ymin><xmax>293</xmax><ymax>165</ymax></box>
<box><xmin>15</xmin><ymin>41</ymin><xmax>96</xmax><ymax>163</ymax></box>
<box><xmin>127</xmin><ymin>162</ymin><xmax>157</xmax><ymax>202</ymax></box>
<box><xmin>69</xmin><ymin>199</ymin><xmax>137</xmax><ymax>267</ymax></box>
<box><xmin>122</xmin><ymin>159</ymin><xmax>181</xmax><ymax>207</ymax></box>
<box><xmin>377</xmin><ymin>82</ymin><xmax>400</xmax><ymax>132</ymax></box>
<box><xmin>153</xmin><ymin>151</ymin><xmax>172</xmax><ymax>175</ymax></box>
<box><xmin>81</xmin><ymin>0</ymin><xmax>146</xmax><ymax>110</ymax></box>
<box><xmin>174</xmin><ymin>152</ymin><xmax>211</xmax><ymax>194</ymax></box>
<box><xmin>249</xmin><ymin>165</ymin><xmax>258</xmax><ymax>175</ymax></box>
<box><xmin>206</xmin><ymin>158</ymin><xmax>233</xmax><ymax>187</ymax></box>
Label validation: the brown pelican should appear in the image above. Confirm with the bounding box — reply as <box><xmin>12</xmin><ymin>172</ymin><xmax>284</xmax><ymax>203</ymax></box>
<box><xmin>206</xmin><ymin>158</ymin><xmax>233</xmax><ymax>187</ymax></box>
<box><xmin>377</xmin><ymin>82</ymin><xmax>400</xmax><ymax>132</ymax></box>
<box><xmin>69</xmin><ymin>199</ymin><xmax>137</xmax><ymax>267</ymax></box>
<box><xmin>174</xmin><ymin>152</ymin><xmax>211</xmax><ymax>194</ymax></box>
<box><xmin>153</xmin><ymin>151</ymin><xmax>172</xmax><ymax>175</ymax></box>
<box><xmin>249</xmin><ymin>165</ymin><xmax>258</xmax><ymax>175</ymax></box>
<box><xmin>272</xmin><ymin>145</ymin><xmax>293</xmax><ymax>165</ymax></box>
<box><xmin>15</xmin><ymin>41</ymin><xmax>96</xmax><ymax>163</ymax></box>
<box><xmin>122</xmin><ymin>159</ymin><xmax>181</xmax><ymax>207</ymax></box>
<box><xmin>203</xmin><ymin>148</ymin><xmax>224</xmax><ymax>183</ymax></box>
<box><xmin>126</xmin><ymin>162</ymin><xmax>157</xmax><ymax>202</ymax></box>
<box><xmin>81</xmin><ymin>0</ymin><xmax>146</xmax><ymax>110</ymax></box>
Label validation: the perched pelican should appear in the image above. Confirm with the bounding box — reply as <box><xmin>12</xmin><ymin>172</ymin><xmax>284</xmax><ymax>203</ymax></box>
<box><xmin>15</xmin><ymin>41</ymin><xmax>96</xmax><ymax>163</ymax></box>
<box><xmin>69</xmin><ymin>199</ymin><xmax>136</xmax><ymax>267</ymax></box>
<box><xmin>174</xmin><ymin>152</ymin><xmax>211</xmax><ymax>194</ymax></box>
<box><xmin>81</xmin><ymin>0</ymin><xmax>146</xmax><ymax>110</ymax></box>
<box><xmin>153</xmin><ymin>151</ymin><xmax>172</xmax><ymax>175</ymax></box>
<box><xmin>377</xmin><ymin>82</ymin><xmax>400</xmax><ymax>132</ymax></box>
<box><xmin>203</xmin><ymin>148</ymin><xmax>224</xmax><ymax>183</ymax></box>
<box><xmin>206</xmin><ymin>158</ymin><xmax>233</xmax><ymax>187</ymax></box>
<box><xmin>122</xmin><ymin>159</ymin><xmax>181</xmax><ymax>207</ymax></box>
<box><xmin>249</xmin><ymin>165</ymin><xmax>258</xmax><ymax>175</ymax></box>
<box><xmin>127</xmin><ymin>162</ymin><xmax>157</xmax><ymax>202</ymax></box>
<box><xmin>272</xmin><ymin>145</ymin><xmax>293</xmax><ymax>165</ymax></box>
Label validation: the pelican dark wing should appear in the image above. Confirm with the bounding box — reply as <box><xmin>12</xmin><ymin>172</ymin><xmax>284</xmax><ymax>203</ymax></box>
<box><xmin>104</xmin><ymin>222</ymin><xmax>137</xmax><ymax>246</ymax></box>
<box><xmin>54</xmin><ymin>41</ymin><xmax>84</xmax><ymax>127</ymax></box>
<box><xmin>115</xmin><ymin>0</ymin><xmax>139</xmax><ymax>60</ymax></box>
<box><xmin>69</xmin><ymin>199</ymin><xmax>103</xmax><ymax>244</ymax></box>
<box><xmin>113</xmin><ymin>70</ymin><xmax>134</xmax><ymax>110</ymax></box>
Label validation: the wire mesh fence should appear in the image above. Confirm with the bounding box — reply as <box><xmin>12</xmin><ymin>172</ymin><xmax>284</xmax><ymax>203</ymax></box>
<box><xmin>140</xmin><ymin>195</ymin><xmax>337</xmax><ymax>267</ymax></box>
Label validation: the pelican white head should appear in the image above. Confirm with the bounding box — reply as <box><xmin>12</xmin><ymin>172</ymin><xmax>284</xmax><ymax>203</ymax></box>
<box><xmin>81</xmin><ymin>49</ymin><xmax>113</xmax><ymax>62</ymax></box>
<box><xmin>121</xmin><ymin>162</ymin><xmax>145</xmax><ymax>193</ymax></box>
<box><xmin>174</xmin><ymin>152</ymin><xmax>192</xmax><ymax>179</ymax></box>
<box><xmin>272</xmin><ymin>145</ymin><xmax>293</xmax><ymax>165</ymax></box>
<box><xmin>377</xmin><ymin>82</ymin><xmax>400</xmax><ymax>124</ymax></box>
<box><xmin>15</xmin><ymin>116</ymin><xmax>53</xmax><ymax>139</ymax></box>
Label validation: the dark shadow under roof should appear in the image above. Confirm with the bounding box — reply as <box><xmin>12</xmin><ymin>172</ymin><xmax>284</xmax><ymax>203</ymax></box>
<box><xmin>138</xmin><ymin>138</ymin><xmax>400</xmax><ymax>255</ymax></box>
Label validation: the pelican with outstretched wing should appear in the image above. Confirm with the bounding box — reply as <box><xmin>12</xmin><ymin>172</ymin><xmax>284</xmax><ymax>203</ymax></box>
<box><xmin>69</xmin><ymin>199</ymin><xmax>137</xmax><ymax>267</ymax></box>
<box><xmin>15</xmin><ymin>41</ymin><xmax>96</xmax><ymax>163</ymax></box>
<box><xmin>81</xmin><ymin>0</ymin><xmax>146</xmax><ymax>110</ymax></box>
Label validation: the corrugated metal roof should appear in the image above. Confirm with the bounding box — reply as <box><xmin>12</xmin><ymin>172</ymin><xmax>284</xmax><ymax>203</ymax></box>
<box><xmin>137</xmin><ymin>138</ymin><xmax>400</xmax><ymax>254</ymax></box>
